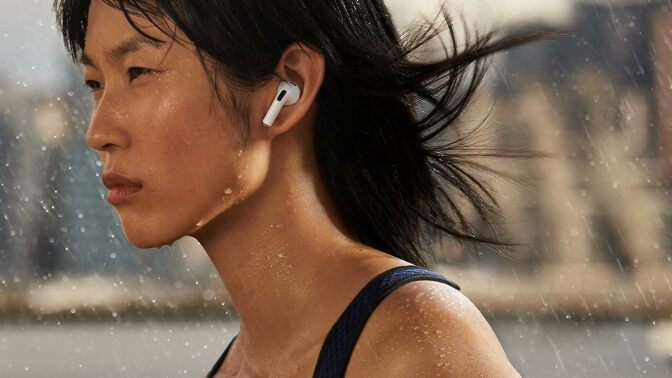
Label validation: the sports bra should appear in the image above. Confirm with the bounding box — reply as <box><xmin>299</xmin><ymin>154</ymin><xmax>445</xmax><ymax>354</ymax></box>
<box><xmin>205</xmin><ymin>264</ymin><xmax>460</xmax><ymax>378</ymax></box>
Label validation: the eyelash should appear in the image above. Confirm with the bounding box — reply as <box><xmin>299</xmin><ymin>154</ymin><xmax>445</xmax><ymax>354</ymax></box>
<box><xmin>84</xmin><ymin>67</ymin><xmax>152</xmax><ymax>93</ymax></box>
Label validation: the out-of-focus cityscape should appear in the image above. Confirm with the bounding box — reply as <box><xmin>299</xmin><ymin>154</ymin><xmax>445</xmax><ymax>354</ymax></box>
<box><xmin>1</xmin><ymin>0</ymin><xmax>671</xmax><ymax>377</ymax></box>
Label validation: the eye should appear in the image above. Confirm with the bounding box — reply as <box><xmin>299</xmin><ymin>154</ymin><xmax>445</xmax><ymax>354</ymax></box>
<box><xmin>128</xmin><ymin>66</ymin><xmax>152</xmax><ymax>81</ymax></box>
<box><xmin>84</xmin><ymin>80</ymin><xmax>101</xmax><ymax>93</ymax></box>
<box><xmin>82</xmin><ymin>67</ymin><xmax>153</xmax><ymax>94</ymax></box>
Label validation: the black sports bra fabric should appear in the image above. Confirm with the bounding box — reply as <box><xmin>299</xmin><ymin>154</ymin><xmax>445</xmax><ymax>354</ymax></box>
<box><xmin>205</xmin><ymin>265</ymin><xmax>460</xmax><ymax>378</ymax></box>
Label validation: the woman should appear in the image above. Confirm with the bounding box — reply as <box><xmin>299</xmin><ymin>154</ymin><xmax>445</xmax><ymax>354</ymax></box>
<box><xmin>53</xmin><ymin>0</ymin><xmax>540</xmax><ymax>376</ymax></box>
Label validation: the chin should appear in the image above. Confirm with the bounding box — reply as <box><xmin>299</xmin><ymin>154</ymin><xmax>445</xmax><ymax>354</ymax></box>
<box><xmin>120</xmin><ymin>220</ymin><xmax>186</xmax><ymax>249</ymax></box>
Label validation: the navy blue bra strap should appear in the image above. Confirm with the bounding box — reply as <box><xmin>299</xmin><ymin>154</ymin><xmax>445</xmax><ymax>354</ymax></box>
<box><xmin>312</xmin><ymin>265</ymin><xmax>460</xmax><ymax>378</ymax></box>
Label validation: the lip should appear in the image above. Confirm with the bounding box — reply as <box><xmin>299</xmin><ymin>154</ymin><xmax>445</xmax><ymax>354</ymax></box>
<box><xmin>102</xmin><ymin>170</ymin><xmax>143</xmax><ymax>205</ymax></box>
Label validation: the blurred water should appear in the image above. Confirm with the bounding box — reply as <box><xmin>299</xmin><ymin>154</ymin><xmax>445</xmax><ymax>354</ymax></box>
<box><xmin>1</xmin><ymin>318</ymin><xmax>669</xmax><ymax>377</ymax></box>
<box><xmin>0</xmin><ymin>319</ymin><xmax>237</xmax><ymax>378</ymax></box>
<box><xmin>492</xmin><ymin>319</ymin><xmax>672</xmax><ymax>378</ymax></box>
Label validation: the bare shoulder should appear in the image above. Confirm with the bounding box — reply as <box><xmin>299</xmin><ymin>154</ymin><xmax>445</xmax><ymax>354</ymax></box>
<box><xmin>345</xmin><ymin>279</ymin><xmax>520</xmax><ymax>378</ymax></box>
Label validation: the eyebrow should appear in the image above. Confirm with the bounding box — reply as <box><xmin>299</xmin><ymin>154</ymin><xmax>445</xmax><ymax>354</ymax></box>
<box><xmin>79</xmin><ymin>35</ymin><xmax>166</xmax><ymax>68</ymax></box>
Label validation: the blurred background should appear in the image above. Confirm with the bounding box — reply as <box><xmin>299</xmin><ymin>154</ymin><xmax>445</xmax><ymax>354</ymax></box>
<box><xmin>0</xmin><ymin>0</ymin><xmax>671</xmax><ymax>376</ymax></box>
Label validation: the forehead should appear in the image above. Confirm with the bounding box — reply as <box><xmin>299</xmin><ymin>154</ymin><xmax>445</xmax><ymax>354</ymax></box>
<box><xmin>86</xmin><ymin>0</ymin><xmax>153</xmax><ymax>44</ymax></box>
<box><xmin>84</xmin><ymin>0</ymin><xmax>183</xmax><ymax>60</ymax></box>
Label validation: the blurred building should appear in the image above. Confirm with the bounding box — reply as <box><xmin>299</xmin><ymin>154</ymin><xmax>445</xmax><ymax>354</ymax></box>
<box><xmin>435</xmin><ymin>0</ymin><xmax>671</xmax><ymax>318</ymax></box>
<box><xmin>653</xmin><ymin>3</ymin><xmax>672</xmax><ymax>179</ymax></box>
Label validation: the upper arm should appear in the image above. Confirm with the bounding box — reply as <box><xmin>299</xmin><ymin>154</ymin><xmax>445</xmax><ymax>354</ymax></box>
<box><xmin>346</xmin><ymin>280</ymin><xmax>520</xmax><ymax>378</ymax></box>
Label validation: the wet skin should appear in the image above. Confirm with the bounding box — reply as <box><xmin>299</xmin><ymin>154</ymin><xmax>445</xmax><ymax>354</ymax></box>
<box><xmin>82</xmin><ymin>1</ymin><xmax>519</xmax><ymax>376</ymax></box>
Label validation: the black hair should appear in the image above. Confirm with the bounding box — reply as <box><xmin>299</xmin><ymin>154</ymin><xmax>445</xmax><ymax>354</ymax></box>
<box><xmin>53</xmin><ymin>0</ymin><xmax>548</xmax><ymax>268</ymax></box>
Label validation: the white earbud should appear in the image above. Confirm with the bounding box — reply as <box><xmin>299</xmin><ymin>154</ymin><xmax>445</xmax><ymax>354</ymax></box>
<box><xmin>262</xmin><ymin>80</ymin><xmax>301</xmax><ymax>127</ymax></box>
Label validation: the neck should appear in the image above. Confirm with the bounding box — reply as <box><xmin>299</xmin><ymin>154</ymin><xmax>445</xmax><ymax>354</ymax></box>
<box><xmin>191</xmin><ymin>132</ymin><xmax>406</xmax><ymax>371</ymax></box>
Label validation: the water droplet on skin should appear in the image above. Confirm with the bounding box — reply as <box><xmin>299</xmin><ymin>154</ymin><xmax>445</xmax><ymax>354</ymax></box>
<box><xmin>224</xmin><ymin>188</ymin><xmax>233</xmax><ymax>195</ymax></box>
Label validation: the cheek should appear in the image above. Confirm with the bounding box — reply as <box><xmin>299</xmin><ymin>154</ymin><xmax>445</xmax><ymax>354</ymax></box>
<box><xmin>140</xmin><ymin>81</ymin><xmax>239</xmax><ymax>172</ymax></box>
<box><xmin>126</xmin><ymin>86</ymin><xmax>245</xmax><ymax>234</ymax></box>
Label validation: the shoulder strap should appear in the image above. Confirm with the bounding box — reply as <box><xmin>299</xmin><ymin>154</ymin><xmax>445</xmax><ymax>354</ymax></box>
<box><xmin>312</xmin><ymin>265</ymin><xmax>460</xmax><ymax>378</ymax></box>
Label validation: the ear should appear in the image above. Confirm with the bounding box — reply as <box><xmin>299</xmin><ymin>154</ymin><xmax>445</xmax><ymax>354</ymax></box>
<box><xmin>252</xmin><ymin>42</ymin><xmax>326</xmax><ymax>138</ymax></box>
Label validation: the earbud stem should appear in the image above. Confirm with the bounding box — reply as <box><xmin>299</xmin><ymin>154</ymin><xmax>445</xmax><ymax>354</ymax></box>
<box><xmin>263</xmin><ymin>99</ymin><xmax>285</xmax><ymax>127</ymax></box>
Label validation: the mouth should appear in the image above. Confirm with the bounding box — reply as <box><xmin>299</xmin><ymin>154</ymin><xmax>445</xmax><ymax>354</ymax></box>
<box><xmin>107</xmin><ymin>185</ymin><xmax>143</xmax><ymax>205</ymax></box>
<box><xmin>102</xmin><ymin>170</ymin><xmax>143</xmax><ymax>205</ymax></box>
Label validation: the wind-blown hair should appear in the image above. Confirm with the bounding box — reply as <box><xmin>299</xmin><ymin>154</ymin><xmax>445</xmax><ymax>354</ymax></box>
<box><xmin>53</xmin><ymin>0</ymin><xmax>546</xmax><ymax>267</ymax></box>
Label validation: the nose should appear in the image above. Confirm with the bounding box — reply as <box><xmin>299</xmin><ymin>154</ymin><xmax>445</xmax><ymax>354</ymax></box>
<box><xmin>86</xmin><ymin>96</ymin><xmax>132</xmax><ymax>152</ymax></box>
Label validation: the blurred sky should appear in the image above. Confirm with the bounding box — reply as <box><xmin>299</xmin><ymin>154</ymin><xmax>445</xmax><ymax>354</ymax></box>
<box><xmin>0</xmin><ymin>0</ymin><xmax>74</xmax><ymax>93</ymax></box>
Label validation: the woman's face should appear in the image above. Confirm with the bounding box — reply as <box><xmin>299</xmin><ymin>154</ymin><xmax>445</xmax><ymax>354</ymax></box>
<box><xmin>83</xmin><ymin>0</ymin><xmax>257</xmax><ymax>248</ymax></box>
